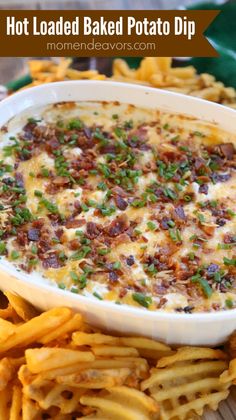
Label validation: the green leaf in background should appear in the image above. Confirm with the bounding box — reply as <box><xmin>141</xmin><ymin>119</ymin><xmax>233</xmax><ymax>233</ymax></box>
<box><xmin>6</xmin><ymin>74</ymin><xmax>32</xmax><ymax>92</ymax></box>
<box><xmin>187</xmin><ymin>1</ymin><xmax>236</xmax><ymax>88</ymax></box>
<box><xmin>122</xmin><ymin>2</ymin><xmax>236</xmax><ymax>89</ymax></box>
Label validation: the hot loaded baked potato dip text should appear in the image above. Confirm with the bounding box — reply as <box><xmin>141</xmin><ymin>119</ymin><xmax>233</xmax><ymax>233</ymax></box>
<box><xmin>0</xmin><ymin>101</ymin><xmax>235</xmax><ymax>312</ymax></box>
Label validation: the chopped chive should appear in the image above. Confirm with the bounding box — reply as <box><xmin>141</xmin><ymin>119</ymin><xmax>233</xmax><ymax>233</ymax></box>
<box><xmin>193</xmin><ymin>131</ymin><xmax>205</xmax><ymax>137</ymax></box>
<box><xmin>67</xmin><ymin>119</ymin><xmax>83</xmax><ymax>130</ymax></box>
<box><xmin>191</xmin><ymin>276</ymin><xmax>213</xmax><ymax>298</ymax></box>
<box><xmin>169</xmin><ymin>228</ymin><xmax>182</xmax><ymax>243</ymax></box>
<box><xmin>71</xmin><ymin>287</ymin><xmax>79</xmax><ymax>294</ymax></box>
<box><xmin>223</xmin><ymin>257</ymin><xmax>236</xmax><ymax>267</ymax></box>
<box><xmin>81</xmin><ymin>203</ymin><xmax>89</xmax><ymax>212</ymax></box>
<box><xmin>225</xmin><ymin>299</ymin><xmax>233</xmax><ymax>309</ymax></box>
<box><xmin>40</xmin><ymin>167</ymin><xmax>50</xmax><ymax>177</ymax></box>
<box><xmin>93</xmin><ymin>291</ymin><xmax>103</xmax><ymax>300</ymax></box>
<box><xmin>11</xmin><ymin>250</ymin><xmax>19</xmax><ymax>260</ymax></box>
<box><xmin>0</xmin><ymin>242</ymin><xmax>6</xmax><ymax>255</ymax></box>
<box><xmin>132</xmin><ymin>292</ymin><xmax>152</xmax><ymax>308</ymax></box>
<box><xmin>147</xmin><ymin>221</ymin><xmax>156</xmax><ymax>231</ymax></box>
<box><xmin>70</xmin><ymin>271</ymin><xmax>79</xmax><ymax>282</ymax></box>
<box><xmin>98</xmin><ymin>248</ymin><xmax>110</xmax><ymax>256</ymax></box>
<box><xmin>227</xmin><ymin>209</ymin><xmax>236</xmax><ymax>217</ymax></box>
<box><xmin>34</xmin><ymin>190</ymin><xmax>43</xmax><ymax>197</ymax></box>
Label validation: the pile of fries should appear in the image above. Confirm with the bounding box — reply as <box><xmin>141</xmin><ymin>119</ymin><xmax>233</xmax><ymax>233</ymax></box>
<box><xmin>26</xmin><ymin>57</ymin><xmax>236</xmax><ymax>108</ymax></box>
<box><xmin>0</xmin><ymin>291</ymin><xmax>235</xmax><ymax>419</ymax></box>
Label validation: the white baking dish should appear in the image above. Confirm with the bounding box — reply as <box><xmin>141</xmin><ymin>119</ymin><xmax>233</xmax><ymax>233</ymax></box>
<box><xmin>0</xmin><ymin>80</ymin><xmax>236</xmax><ymax>346</ymax></box>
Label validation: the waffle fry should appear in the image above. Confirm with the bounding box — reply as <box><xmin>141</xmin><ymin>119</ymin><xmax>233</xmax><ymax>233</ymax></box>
<box><xmin>25</xmin><ymin>348</ymin><xmax>95</xmax><ymax>373</ymax></box>
<box><xmin>220</xmin><ymin>359</ymin><xmax>236</xmax><ymax>385</ymax></box>
<box><xmin>0</xmin><ymin>307</ymin><xmax>72</xmax><ymax>353</ymax></box>
<box><xmin>4</xmin><ymin>292</ymin><xmax>39</xmax><ymax>322</ymax></box>
<box><xmin>227</xmin><ymin>331</ymin><xmax>236</xmax><ymax>359</ymax></box>
<box><xmin>39</xmin><ymin>313</ymin><xmax>83</xmax><ymax>344</ymax></box>
<box><xmin>80</xmin><ymin>386</ymin><xmax>159</xmax><ymax>420</ymax></box>
<box><xmin>72</xmin><ymin>332</ymin><xmax>172</xmax><ymax>359</ymax></box>
<box><xmin>141</xmin><ymin>346</ymin><xmax>231</xmax><ymax>420</ymax></box>
<box><xmin>0</xmin><ymin>292</ymin><xmax>235</xmax><ymax>419</ymax></box>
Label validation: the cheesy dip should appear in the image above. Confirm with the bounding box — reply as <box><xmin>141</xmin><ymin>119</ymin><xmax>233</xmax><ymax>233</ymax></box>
<box><xmin>0</xmin><ymin>101</ymin><xmax>235</xmax><ymax>313</ymax></box>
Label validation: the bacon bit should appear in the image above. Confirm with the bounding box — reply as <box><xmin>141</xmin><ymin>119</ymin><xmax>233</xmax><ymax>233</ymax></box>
<box><xmin>37</xmin><ymin>239</ymin><xmax>51</xmax><ymax>254</ymax></box>
<box><xmin>160</xmin><ymin>217</ymin><xmax>171</xmax><ymax>230</ymax></box>
<box><xmin>22</xmin><ymin>122</ymin><xmax>37</xmax><ymax>139</ymax></box>
<box><xmin>3</xmin><ymin>177</ymin><xmax>14</xmax><ymax>186</ymax></box>
<box><xmin>160</xmin><ymin>149</ymin><xmax>182</xmax><ymax>162</ymax></box>
<box><xmin>1</xmin><ymin>125</ymin><xmax>8</xmax><ymax>133</ymax></box>
<box><xmin>32</xmin><ymin>218</ymin><xmax>46</xmax><ymax>229</ymax></box>
<box><xmin>115</xmin><ymin>195</ymin><xmax>128</xmax><ymax>211</ymax></box>
<box><xmin>42</xmin><ymin>253</ymin><xmax>61</xmax><ymax>269</ymax></box>
<box><xmin>174</xmin><ymin>205</ymin><xmax>186</xmax><ymax>221</ymax></box>
<box><xmin>210</xmin><ymin>172</ymin><xmax>231</xmax><ymax>183</ymax></box>
<box><xmin>198</xmin><ymin>184</ymin><xmax>209</xmax><ymax>195</ymax></box>
<box><xmin>194</xmin><ymin>157</ymin><xmax>205</xmax><ymax>170</ymax></box>
<box><xmin>174</xmin><ymin>261</ymin><xmax>193</xmax><ymax>281</ymax></box>
<box><xmin>111</xmin><ymin>233</ymin><xmax>131</xmax><ymax>247</ymax></box>
<box><xmin>207</xmin><ymin>263</ymin><xmax>219</xmax><ymax>275</ymax></box>
<box><xmin>106</xmin><ymin>215</ymin><xmax>129</xmax><ymax>237</ymax></box>
<box><xmin>16</xmin><ymin>230</ymin><xmax>28</xmax><ymax>246</ymax></box>
<box><xmin>55</xmin><ymin>228</ymin><xmax>64</xmax><ymax>239</ymax></box>
<box><xmin>159</xmin><ymin>244</ymin><xmax>177</xmax><ymax>256</ymax></box>
<box><xmin>119</xmin><ymin>288</ymin><xmax>128</xmax><ymax>298</ymax></box>
<box><xmin>216</xmin><ymin>218</ymin><xmax>226</xmax><ymax>227</ymax></box>
<box><xmin>68</xmin><ymin>239</ymin><xmax>80</xmax><ymax>250</ymax></box>
<box><xmin>159</xmin><ymin>297</ymin><xmax>168</xmax><ymax>307</ymax></box>
<box><xmin>126</xmin><ymin>255</ymin><xmax>135</xmax><ymax>266</ymax></box>
<box><xmin>142</xmin><ymin>161</ymin><xmax>157</xmax><ymax>174</ymax></box>
<box><xmin>100</xmin><ymin>144</ymin><xmax>116</xmax><ymax>154</ymax></box>
<box><xmin>200</xmin><ymin>225</ymin><xmax>215</xmax><ymax>236</ymax></box>
<box><xmin>109</xmin><ymin>271</ymin><xmax>118</xmax><ymax>282</ymax></box>
<box><xmin>46</xmin><ymin>176</ymin><xmax>71</xmax><ymax>194</ymax></box>
<box><xmin>15</xmin><ymin>172</ymin><xmax>24</xmax><ymax>188</ymax></box>
<box><xmin>53</xmin><ymin>101</ymin><xmax>76</xmax><ymax>109</ymax></box>
<box><xmin>74</xmin><ymin>201</ymin><xmax>82</xmax><ymax>212</ymax></box>
<box><xmin>218</xmin><ymin>143</ymin><xmax>235</xmax><ymax>160</ymax></box>
<box><xmin>27</xmin><ymin>228</ymin><xmax>40</xmax><ymax>242</ymax></box>
<box><xmin>111</xmin><ymin>186</ymin><xmax>129</xmax><ymax>197</ymax></box>
<box><xmin>53</xmin><ymin>176</ymin><xmax>70</xmax><ymax>186</ymax></box>
<box><xmin>71</xmin><ymin>154</ymin><xmax>95</xmax><ymax>171</ymax></box>
<box><xmin>76</xmin><ymin>134</ymin><xmax>94</xmax><ymax>150</ymax></box>
<box><xmin>83</xmin><ymin>127</ymin><xmax>92</xmax><ymax>139</ymax></box>
<box><xmin>153</xmin><ymin>283</ymin><xmax>168</xmax><ymax>295</ymax></box>
<box><xmin>65</xmin><ymin>218</ymin><xmax>85</xmax><ymax>229</ymax></box>
<box><xmin>45</xmin><ymin>137</ymin><xmax>60</xmax><ymax>153</ymax></box>
<box><xmin>130</xmin><ymin>126</ymin><xmax>147</xmax><ymax>143</ymax></box>
<box><xmin>86</xmin><ymin>222</ymin><xmax>101</xmax><ymax>239</ymax></box>
<box><xmin>197</xmin><ymin>175</ymin><xmax>210</xmax><ymax>184</ymax></box>
<box><xmin>224</xmin><ymin>233</ymin><xmax>236</xmax><ymax>244</ymax></box>
<box><xmin>212</xmin><ymin>303</ymin><xmax>221</xmax><ymax>311</ymax></box>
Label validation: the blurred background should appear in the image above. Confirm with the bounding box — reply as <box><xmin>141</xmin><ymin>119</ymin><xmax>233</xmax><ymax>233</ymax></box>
<box><xmin>0</xmin><ymin>0</ymin><xmax>235</xmax><ymax>89</ymax></box>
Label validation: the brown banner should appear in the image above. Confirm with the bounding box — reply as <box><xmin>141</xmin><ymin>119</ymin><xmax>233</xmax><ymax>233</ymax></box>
<box><xmin>0</xmin><ymin>10</ymin><xmax>219</xmax><ymax>57</ymax></box>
